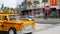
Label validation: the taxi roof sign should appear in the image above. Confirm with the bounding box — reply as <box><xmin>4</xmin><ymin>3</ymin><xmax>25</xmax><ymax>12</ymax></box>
<box><xmin>0</xmin><ymin>9</ymin><xmax>14</xmax><ymax>14</ymax></box>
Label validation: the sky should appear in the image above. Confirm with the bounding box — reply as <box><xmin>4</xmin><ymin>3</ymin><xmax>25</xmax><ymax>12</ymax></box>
<box><xmin>0</xmin><ymin>0</ymin><xmax>24</xmax><ymax>8</ymax></box>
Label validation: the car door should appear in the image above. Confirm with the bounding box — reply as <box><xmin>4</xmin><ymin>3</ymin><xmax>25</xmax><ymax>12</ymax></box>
<box><xmin>0</xmin><ymin>15</ymin><xmax>3</xmax><ymax>30</ymax></box>
<box><xmin>1</xmin><ymin>16</ymin><xmax>8</xmax><ymax>30</ymax></box>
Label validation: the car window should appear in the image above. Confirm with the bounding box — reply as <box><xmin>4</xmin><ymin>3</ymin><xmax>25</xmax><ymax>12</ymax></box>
<box><xmin>2</xmin><ymin>16</ymin><xmax>8</xmax><ymax>20</ymax></box>
<box><xmin>9</xmin><ymin>15</ymin><xmax>20</xmax><ymax>20</ymax></box>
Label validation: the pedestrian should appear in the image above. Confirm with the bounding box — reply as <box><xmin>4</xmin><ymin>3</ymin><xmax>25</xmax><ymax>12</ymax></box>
<box><xmin>44</xmin><ymin>10</ymin><xmax>50</xmax><ymax>19</ymax></box>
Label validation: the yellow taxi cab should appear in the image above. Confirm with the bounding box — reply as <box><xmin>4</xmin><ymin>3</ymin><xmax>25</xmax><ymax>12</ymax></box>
<box><xmin>0</xmin><ymin>14</ymin><xmax>35</xmax><ymax>34</ymax></box>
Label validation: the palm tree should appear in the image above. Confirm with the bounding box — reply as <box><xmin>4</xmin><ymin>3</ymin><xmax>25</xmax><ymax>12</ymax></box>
<box><xmin>34</xmin><ymin>1</ymin><xmax>40</xmax><ymax>8</ymax></box>
<box><xmin>22</xmin><ymin>1</ymin><xmax>32</xmax><ymax>9</ymax></box>
<box><xmin>42</xmin><ymin>0</ymin><xmax>48</xmax><ymax>7</ymax></box>
<box><xmin>27</xmin><ymin>1</ymin><xmax>32</xmax><ymax>15</ymax></box>
<box><xmin>42</xmin><ymin>0</ymin><xmax>48</xmax><ymax>18</ymax></box>
<box><xmin>34</xmin><ymin>1</ymin><xmax>40</xmax><ymax>16</ymax></box>
<box><xmin>22</xmin><ymin>1</ymin><xmax>32</xmax><ymax>15</ymax></box>
<box><xmin>27</xmin><ymin>1</ymin><xmax>32</xmax><ymax>9</ymax></box>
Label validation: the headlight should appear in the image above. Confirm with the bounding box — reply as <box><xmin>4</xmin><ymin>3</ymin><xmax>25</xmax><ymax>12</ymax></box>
<box><xmin>21</xmin><ymin>25</ymin><xmax>33</xmax><ymax>33</ymax></box>
<box><xmin>29</xmin><ymin>19</ymin><xmax>32</xmax><ymax>21</ymax></box>
<box><xmin>24</xmin><ymin>25</ymin><xmax>32</xmax><ymax>30</ymax></box>
<box><xmin>29</xmin><ymin>19</ymin><xmax>34</xmax><ymax>21</ymax></box>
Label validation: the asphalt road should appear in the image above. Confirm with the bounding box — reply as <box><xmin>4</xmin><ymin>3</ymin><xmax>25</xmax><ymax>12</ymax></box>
<box><xmin>34</xmin><ymin>18</ymin><xmax>60</xmax><ymax>24</ymax></box>
<box><xmin>33</xmin><ymin>23</ymin><xmax>60</xmax><ymax>34</ymax></box>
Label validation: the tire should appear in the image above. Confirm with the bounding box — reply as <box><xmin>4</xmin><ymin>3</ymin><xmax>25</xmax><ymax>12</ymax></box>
<box><xmin>26</xmin><ymin>32</ymin><xmax>32</xmax><ymax>34</ymax></box>
<box><xmin>8</xmin><ymin>29</ymin><xmax>16</xmax><ymax>34</ymax></box>
<box><xmin>0</xmin><ymin>31</ymin><xmax>2</xmax><ymax>34</ymax></box>
<box><xmin>0</xmin><ymin>31</ymin><xmax>7</xmax><ymax>34</ymax></box>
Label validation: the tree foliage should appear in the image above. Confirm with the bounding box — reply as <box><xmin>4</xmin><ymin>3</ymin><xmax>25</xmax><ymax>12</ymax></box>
<box><xmin>27</xmin><ymin>1</ymin><xmax>32</xmax><ymax>6</ymax></box>
<box><xmin>34</xmin><ymin>1</ymin><xmax>40</xmax><ymax>5</ymax></box>
<box><xmin>22</xmin><ymin>1</ymin><xmax>32</xmax><ymax>6</ymax></box>
<box><xmin>42</xmin><ymin>0</ymin><xmax>48</xmax><ymax>3</ymax></box>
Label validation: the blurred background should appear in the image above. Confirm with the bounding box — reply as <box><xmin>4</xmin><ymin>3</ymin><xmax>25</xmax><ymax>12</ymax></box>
<box><xmin>0</xmin><ymin>0</ymin><xmax>60</xmax><ymax>18</ymax></box>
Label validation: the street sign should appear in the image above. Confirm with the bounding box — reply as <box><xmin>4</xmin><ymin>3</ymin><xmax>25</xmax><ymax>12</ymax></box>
<box><xmin>50</xmin><ymin>0</ymin><xmax>58</xmax><ymax>6</ymax></box>
<box><xmin>45</xmin><ymin>6</ymin><xmax>50</xmax><ymax>11</ymax></box>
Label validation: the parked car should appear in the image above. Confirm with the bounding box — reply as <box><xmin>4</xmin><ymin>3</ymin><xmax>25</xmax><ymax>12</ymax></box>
<box><xmin>22</xmin><ymin>16</ymin><xmax>34</xmax><ymax>21</ymax></box>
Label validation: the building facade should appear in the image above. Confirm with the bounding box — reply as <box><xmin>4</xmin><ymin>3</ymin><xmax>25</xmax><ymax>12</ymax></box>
<box><xmin>15</xmin><ymin>0</ymin><xmax>60</xmax><ymax>18</ymax></box>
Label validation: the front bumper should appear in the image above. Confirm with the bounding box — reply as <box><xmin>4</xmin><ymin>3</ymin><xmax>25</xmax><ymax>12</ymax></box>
<box><xmin>17</xmin><ymin>25</ymin><xmax>34</xmax><ymax>34</ymax></box>
<box><xmin>17</xmin><ymin>29</ymin><xmax>34</xmax><ymax>34</ymax></box>
<box><xmin>21</xmin><ymin>25</ymin><xmax>34</xmax><ymax>33</ymax></box>
<box><xmin>21</xmin><ymin>29</ymin><xmax>33</xmax><ymax>33</ymax></box>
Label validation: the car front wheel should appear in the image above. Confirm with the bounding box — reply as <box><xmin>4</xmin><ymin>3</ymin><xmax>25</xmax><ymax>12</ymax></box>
<box><xmin>8</xmin><ymin>29</ymin><xmax>16</xmax><ymax>34</ymax></box>
<box><xmin>26</xmin><ymin>32</ymin><xmax>32</xmax><ymax>34</ymax></box>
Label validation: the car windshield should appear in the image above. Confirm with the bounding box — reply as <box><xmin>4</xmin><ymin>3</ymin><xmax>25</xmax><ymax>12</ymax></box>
<box><xmin>9</xmin><ymin>15</ymin><xmax>20</xmax><ymax>20</ymax></box>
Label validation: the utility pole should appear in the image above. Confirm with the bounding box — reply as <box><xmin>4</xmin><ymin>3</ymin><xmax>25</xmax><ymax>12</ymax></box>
<box><xmin>2</xmin><ymin>4</ymin><xmax>4</xmax><ymax>9</ymax></box>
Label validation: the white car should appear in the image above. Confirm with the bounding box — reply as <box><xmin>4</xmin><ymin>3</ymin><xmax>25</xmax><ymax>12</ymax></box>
<box><xmin>22</xmin><ymin>16</ymin><xmax>34</xmax><ymax>21</ymax></box>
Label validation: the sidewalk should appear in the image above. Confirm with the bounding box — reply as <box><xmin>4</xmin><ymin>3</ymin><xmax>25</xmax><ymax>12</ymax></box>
<box><xmin>34</xmin><ymin>18</ymin><xmax>60</xmax><ymax>24</ymax></box>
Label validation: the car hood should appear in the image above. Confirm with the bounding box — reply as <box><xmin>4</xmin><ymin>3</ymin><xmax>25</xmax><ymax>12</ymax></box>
<box><xmin>7</xmin><ymin>20</ymin><xmax>34</xmax><ymax>24</ymax></box>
